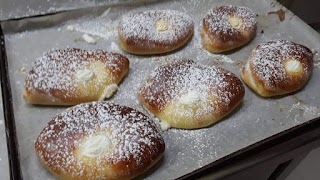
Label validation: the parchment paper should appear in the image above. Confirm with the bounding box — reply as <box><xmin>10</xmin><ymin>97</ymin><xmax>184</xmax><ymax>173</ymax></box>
<box><xmin>1</xmin><ymin>0</ymin><xmax>320</xmax><ymax>179</ymax></box>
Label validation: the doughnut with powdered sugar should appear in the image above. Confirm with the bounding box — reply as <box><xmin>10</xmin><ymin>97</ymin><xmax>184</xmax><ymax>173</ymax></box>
<box><xmin>138</xmin><ymin>60</ymin><xmax>245</xmax><ymax>129</ymax></box>
<box><xmin>202</xmin><ymin>5</ymin><xmax>257</xmax><ymax>53</ymax></box>
<box><xmin>35</xmin><ymin>102</ymin><xmax>165</xmax><ymax>179</ymax></box>
<box><xmin>118</xmin><ymin>10</ymin><xmax>194</xmax><ymax>55</ymax></box>
<box><xmin>241</xmin><ymin>39</ymin><xmax>314</xmax><ymax>97</ymax></box>
<box><xmin>24</xmin><ymin>48</ymin><xmax>129</xmax><ymax>105</ymax></box>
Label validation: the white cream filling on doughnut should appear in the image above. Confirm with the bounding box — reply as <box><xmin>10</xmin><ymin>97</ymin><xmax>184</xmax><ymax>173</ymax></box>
<box><xmin>156</xmin><ymin>19</ymin><xmax>170</xmax><ymax>32</ymax></box>
<box><xmin>285</xmin><ymin>59</ymin><xmax>302</xmax><ymax>74</ymax></box>
<box><xmin>179</xmin><ymin>90</ymin><xmax>202</xmax><ymax>107</ymax></box>
<box><xmin>76</xmin><ymin>69</ymin><xmax>95</xmax><ymax>82</ymax></box>
<box><xmin>160</xmin><ymin>121</ymin><xmax>171</xmax><ymax>131</ymax></box>
<box><xmin>99</xmin><ymin>84</ymin><xmax>118</xmax><ymax>100</ymax></box>
<box><xmin>228</xmin><ymin>16</ymin><xmax>242</xmax><ymax>29</ymax></box>
<box><xmin>80</xmin><ymin>135</ymin><xmax>112</xmax><ymax>158</ymax></box>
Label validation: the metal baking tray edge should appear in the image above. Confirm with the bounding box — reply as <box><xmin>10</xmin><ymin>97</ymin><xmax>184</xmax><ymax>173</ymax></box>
<box><xmin>1</xmin><ymin>0</ymin><xmax>320</xmax><ymax>179</ymax></box>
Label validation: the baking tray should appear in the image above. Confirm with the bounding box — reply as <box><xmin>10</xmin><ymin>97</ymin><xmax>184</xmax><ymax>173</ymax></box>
<box><xmin>0</xmin><ymin>78</ymin><xmax>10</xmax><ymax>179</ymax></box>
<box><xmin>0</xmin><ymin>0</ymin><xmax>159</xmax><ymax>21</ymax></box>
<box><xmin>1</xmin><ymin>0</ymin><xmax>320</xmax><ymax>179</ymax></box>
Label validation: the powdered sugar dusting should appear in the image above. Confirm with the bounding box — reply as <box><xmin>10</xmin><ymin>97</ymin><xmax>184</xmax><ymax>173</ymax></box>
<box><xmin>250</xmin><ymin>39</ymin><xmax>313</xmax><ymax>89</ymax></box>
<box><xmin>285</xmin><ymin>96</ymin><xmax>320</xmax><ymax>124</ymax></box>
<box><xmin>140</xmin><ymin>60</ymin><xmax>244</xmax><ymax>124</ymax></box>
<box><xmin>35</xmin><ymin>102</ymin><xmax>164</xmax><ymax>179</ymax></box>
<box><xmin>25</xmin><ymin>48</ymin><xmax>127</xmax><ymax>101</ymax></box>
<box><xmin>204</xmin><ymin>5</ymin><xmax>257</xmax><ymax>36</ymax></box>
<box><xmin>118</xmin><ymin>10</ymin><xmax>194</xmax><ymax>48</ymax></box>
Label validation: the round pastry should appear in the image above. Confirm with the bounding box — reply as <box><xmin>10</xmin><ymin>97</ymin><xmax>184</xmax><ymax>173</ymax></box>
<box><xmin>24</xmin><ymin>48</ymin><xmax>129</xmax><ymax>105</ymax></box>
<box><xmin>118</xmin><ymin>10</ymin><xmax>194</xmax><ymax>55</ymax></box>
<box><xmin>35</xmin><ymin>102</ymin><xmax>165</xmax><ymax>180</ymax></box>
<box><xmin>241</xmin><ymin>39</ymin><xmax>314</xmax><ymax>97</ymax></box>
<box><xmin>202</xmin><ymin>5</ymin><xmax>257</xmax><ymax>53</ymax></box>
<box><xmin>138</xmin><ymin>60</ymin><xmax>245</xmax><ymax>129</ymax></box>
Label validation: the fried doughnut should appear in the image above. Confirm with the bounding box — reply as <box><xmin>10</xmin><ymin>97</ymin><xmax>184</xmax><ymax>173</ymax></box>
<box><xmin>241</xmin><ymin>39</ymin><xmax>314</xmax><ymax>97</ymax></box>
<box><xmin>138</xmin><ymin>60</ymin><xmax>245</xmax><ymax>129</ymax></box>
<box><xmin>118</xmin><ymin>10</ymin><xmax>194</xmax><ymax>55</ymax></box>
<box><xmin>202</xmin><ymin>5</ymin><xmax>257</xmax><ymax>53</ymax></box>
<box><xmin>24</xmin><ymin>48</ymin><xmax>129</xmax><ymax>105</ymax></box>
<box><xmin>35</xmin><ymin>102</ymin><xmax>165</xmax><ymax>180</ymax></box>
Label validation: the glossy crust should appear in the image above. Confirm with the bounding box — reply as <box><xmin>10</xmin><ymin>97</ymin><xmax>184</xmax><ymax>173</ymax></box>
<box><xmin>35</xmin><ymin>102</ymin><xmax>165</xmax><ymax>180</ymax></box>
<box><xmin>202</xmin><ymin>5</ymin><xmax>257</xmax><ymax>53</ymax></box>
<box><xmin>24</xmin><ymin>48</ymin><xmax>129</xmax><ymax>105</ymax></box>
<box><xmin>118</xmin><ymin>10</ymin><xmax>194</xmax><ymax>55</ymax></box>
<box><xmin>138</xmin><ymin>60</ymin><xmax>245</xmax><ymax>129</ymax></box>
<box><xmin>241</xmin><ymin>40</ymin><xmax>314</xmax><ymax>97</ymax></box>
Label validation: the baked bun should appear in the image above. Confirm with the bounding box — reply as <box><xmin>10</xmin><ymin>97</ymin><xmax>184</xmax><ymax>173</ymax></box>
<box><xmin>35</xmin><ymin>102</ymin><xmax>165</xmax><ymax>180</ymax></box>
<box><xmin>241</xmin><ymin>39</ymin><xmax>314</xmax><ymax>97</ymax></box>
<box><xmin>138</xmin><ymin>60</ymin><xmax>245</xmax><ymax>129</ymax></box>
<box><xmin>24</xmin><ymin>48</ymin><xmax>129</xmax><ymax>105</ymax></box>
<box><xmin>118</xmin><ymin>10</ymin><xmax>194</xmax><ymax>55</ymax></box>
<box><xmin>202</xmin><ymin>5</ymin><xmax>257</xmax><ymax>53</ymax></box>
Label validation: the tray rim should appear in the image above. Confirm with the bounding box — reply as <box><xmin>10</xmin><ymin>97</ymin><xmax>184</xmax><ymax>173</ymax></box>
<box><xmin>0</xmin><ymin>24</ymin><xmax>23</xmax><ymax>180</ymax></box>
<box><xmin>1</xmin><ymin>3</ymin><xmax>320</xmax><ymax>179</ymax></box>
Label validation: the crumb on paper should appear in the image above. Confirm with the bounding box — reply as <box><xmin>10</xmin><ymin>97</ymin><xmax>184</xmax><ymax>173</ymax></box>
<box><xmin>18</xmin><ymin>67</ymin><xmax>26</xmax><ymax>73</ymax></box>
<box><xmin>292</xmin><ymin>95</ymin><xmax>305</xmax><ymax>104</ymax></box>
<box><xmin>314</xmin><ymin>60</ymin><xmax>320</xmax><ymax>67</ymax></box>
<box><xmin>101</xmin><ymin>7</ymin><xmax>111</xmax><ymax>17</ymax></box>
<box><xmin>268</xmin><ymin>9</ymin><xmax>286</xmax><ymax>22</ymax></box>
<box><xmin>212</xmin><ymin>59</ymin><xmax>223</xmax><ymax>66</ymax></box>
<box><xmin>67</xmin><ymin>25</ymin><xmax>75</xmax><ymax>31</ymax></box>
<box><xmin>235</xmin><ymin>60</ymin><xmax>243</xmax><ymax>67</ymax></box>
<box><xmin>312</xmin><ymin>48</ymin><xmax>318</xmax><ymax>56</ymax></box>
<box><xmin>82</xmin><ymin>34</ymin><xmax>97</xmax><ymax>44</ymax></box>
<box><xmin>220</xmin><ymin>55</ymin><xmax>234</xmax><ymax>63</ymax></box>
<box><xmin>279</xmin><ymin>105</ymin><xmax>285</xmax><ymax>112</ymax></box>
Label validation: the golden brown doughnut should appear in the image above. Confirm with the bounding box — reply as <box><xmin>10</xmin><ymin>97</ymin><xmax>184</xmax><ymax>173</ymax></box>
<box><xmin>118</xmin><ymin>10</ymin><xmax>194</xmax><ymax>55</ymax></box>
<box><xmin>24</xmin><ymin>48</ymin><xmax>129</xmax><ymax>105</ymax></box>
<box><xmin>35</xmin><ymin>102</ymin><xmax>165</xmax><ymax>180</ymax></box>
<box><xmin>138</xmin><ymin>60</ymin><xmax>245</xmax><ymax>129</ymax></box>
<box><xmin>202</xmin><ymin>5</ymin><xmax>257</xmax><ymax>53</ymax></box>
<box><xmin>241</xmin><ymin>39</ymin><xmax>314</xmax><ymax>97</ymax></box>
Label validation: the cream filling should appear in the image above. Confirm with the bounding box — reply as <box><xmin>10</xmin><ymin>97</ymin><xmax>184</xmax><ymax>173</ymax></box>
<box><xmin>228</xmin><ymin>16</ymin><xmax>242</xmax><ymax>29</ymax></box>
<box><xmin>156</xmin><ymin>19</ymin><xmax>170</xmax><ymax>32</ymax></box>
<box><xmin>99</xmin><ymin>84</ymin><xmax>118</xmax><ymax>100</ymax></box>
<box><xmin>160</xmin><ymin>121</ymin><xmax>171</xmax><ymax>131</ymax></box>
<box><xmin>76</xmin><ymin>69</ymin><xmax>95</xmax><ymax>82</ymax></box>
<box><xmin>285</xmin><ymin>59</ymin><xmax>302</xmax><ymax>74</ymax></box>
<box><xmin>179</xmin><ymin>90</ymin><xmax>202</xmax><ymax>107</ymax></box>
<box><xmin>81</xmin><ymin>135</ymin><xmax>112</xmax><ymax>158</ymax></box>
